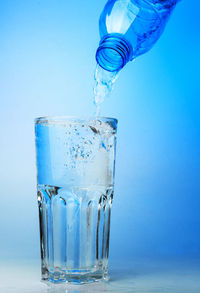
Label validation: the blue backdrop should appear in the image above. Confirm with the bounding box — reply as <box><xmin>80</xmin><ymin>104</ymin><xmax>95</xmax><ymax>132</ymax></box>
<box><xmin>0</xmin><ymin>0</ymin><xmax>199</xmax><ymax>264</ymax></box>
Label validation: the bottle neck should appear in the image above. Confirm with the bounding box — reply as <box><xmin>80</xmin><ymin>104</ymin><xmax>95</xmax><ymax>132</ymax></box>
<box><xmin>96</xmin><ymin>34</ymin><xmax>133</xmax><ymax>72</ymax></box>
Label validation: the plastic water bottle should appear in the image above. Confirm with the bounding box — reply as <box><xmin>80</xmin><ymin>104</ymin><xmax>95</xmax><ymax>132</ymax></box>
<box><xmin>96</xmin><ymin>0</ymin><xmax>180</xmax><ymax>73</ymax></box>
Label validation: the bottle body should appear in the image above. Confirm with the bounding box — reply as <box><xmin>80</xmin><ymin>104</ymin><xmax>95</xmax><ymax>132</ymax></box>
<box><xmin>96</xmin><ymin>0</ymin><xmax>179</xmax><ymax>72</ymax></box>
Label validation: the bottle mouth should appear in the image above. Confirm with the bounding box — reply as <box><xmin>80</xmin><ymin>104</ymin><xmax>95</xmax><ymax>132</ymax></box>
<box><xmin>96</xmin><ymin>34</ymin><xmax>132</xmax><ymax>72</ymax></box>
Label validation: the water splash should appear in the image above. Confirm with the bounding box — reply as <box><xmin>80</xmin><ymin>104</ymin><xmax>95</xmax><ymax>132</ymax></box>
<box><xmin>93</xmin><ymin>64</ymin><xmax>118</xmax><ymax>116</ymax></box>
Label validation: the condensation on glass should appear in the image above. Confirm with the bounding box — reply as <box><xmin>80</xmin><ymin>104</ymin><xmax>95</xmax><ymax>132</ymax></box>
<box><xmin>35</xmin><ymin>116</ymin><xmax>117</xmax><ymax>284</ymax></box>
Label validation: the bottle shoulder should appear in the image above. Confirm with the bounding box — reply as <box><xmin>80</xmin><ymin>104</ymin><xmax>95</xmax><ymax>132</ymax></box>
<box><xmin>99</xmin><ymin>0</ymin><xmax>162</xmax><ymax>36</ymax></box>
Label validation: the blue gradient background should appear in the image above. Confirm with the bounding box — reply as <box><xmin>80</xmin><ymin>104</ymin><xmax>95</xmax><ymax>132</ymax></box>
<box><xmin>0</xmin><ymin>0</ymin><xmax>199</xmax><ymax>267</ymax></box>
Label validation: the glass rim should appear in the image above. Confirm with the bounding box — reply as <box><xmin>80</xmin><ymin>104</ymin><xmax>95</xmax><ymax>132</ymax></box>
<box><xmin>35</xmin><ymin>116</ymin><xmax>118</xmax><ymax>125</ymax></box>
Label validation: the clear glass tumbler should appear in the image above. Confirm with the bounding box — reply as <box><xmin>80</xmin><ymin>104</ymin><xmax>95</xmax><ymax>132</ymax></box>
<box><xmin>35</xmin><ymin>116</ymin><xmax>118</xmax><ymax>284</ymax></box>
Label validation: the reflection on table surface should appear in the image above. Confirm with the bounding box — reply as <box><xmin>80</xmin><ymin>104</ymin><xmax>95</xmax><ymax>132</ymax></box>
<box><xmin>0</xmin><ymin>259</ymin><xmax>200</xmax><ymax>293</ymax></box>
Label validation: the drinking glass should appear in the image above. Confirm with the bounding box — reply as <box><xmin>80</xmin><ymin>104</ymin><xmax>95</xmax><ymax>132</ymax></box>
<box><xmin>35</xmin><ymin>116</ymin><xmax>117</xmax><ymax>284</ymax></box>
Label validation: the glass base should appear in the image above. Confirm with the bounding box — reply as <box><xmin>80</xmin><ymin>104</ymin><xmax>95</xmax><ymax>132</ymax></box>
<box><xmin>41</xmin><ymin>266</ymin><xmax>109</xmax><ymax>284</ymax></box>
